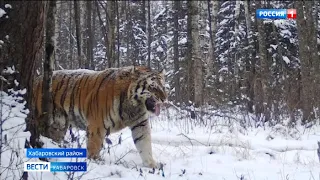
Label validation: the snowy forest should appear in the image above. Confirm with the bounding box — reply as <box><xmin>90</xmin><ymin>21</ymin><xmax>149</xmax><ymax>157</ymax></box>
<box><xmin>1</xmin><ymin>1</ymin><xmax>320</xmax><ymax>180</ymax></box>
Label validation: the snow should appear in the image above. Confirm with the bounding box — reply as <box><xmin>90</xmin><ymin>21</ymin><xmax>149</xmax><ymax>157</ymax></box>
<box><xmin>219</xmin><ymin>67</ymin><xmax>229</xmax><ymax>73</ymax></box>
<box><xmin>156</xmin><ymin>46</ymin><xmax>163</xmax><ymax>53</ymax></box>
<box><xmin>0</xmin><ymin>8</ymin><xmax>6</xmax><ymax>18</ymax></box>
<box><xmin>14</xmin><ymin>80</ymin><xmax>19</xmax><ymax>87</ymax></box>
<box><xmin>2</xmin><ymin>66</ymin><xmax>15</xmax><ymax>74</ymax></box>
<box><xmin>153</xmin><ymin>8</ymin><xmax>166</xmax><ymax>20</ymax></box>
<box><xmin>1</xmin><ymin>89</ymin><xmax>30</xmax><ymax>180</ymax></box>
<box><xmin>5</xmin><ymin>4</ymin><xmax>12</xmax><ymax>9</ymax></box>
<box><xmin>53</xmin><ymin>69</ymin><xmax>97</xmax><ymax>76</ymax></box>
<box><xmin>219</xmin><ymin>19</ymin><xmax>229</xmax><ymax>26</ymax></box>
<box><xmin>270</xmin><ymin>44</ymin><xmax>278</xmax><ymax>50</ymax></box>
<box><xmin>1</xmin><ymin>89</ymin><xmax>320</xmax><ymax>180</ymax></box>
<box><xmin>283</xmin><ymin>56</ymin><xmax>291</xmax><ymax>64</ymax></box>
<box><xmin>220</xmin><ymin>3</ymin><xmax>235</xmax><ymax>14</ymax></box>
<box><xmin>178</xmin><ymin>37</ymin><xmax>187</xmax><ymax>45</ymax></box>
<box><xmin>280</xmin><ymin>29</ymin><xmax>292</xmax><ymax>37</ymax></box>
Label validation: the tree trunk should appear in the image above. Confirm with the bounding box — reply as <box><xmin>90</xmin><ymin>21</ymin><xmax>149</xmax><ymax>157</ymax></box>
<box><xmin>91</xmin><ymin>2</ymin><xmax>96</xmax><ymax>70</ymax></box>
<box><xmin>95</xmin><ymin>1</ymin><xmax>107</xmax><ymax>68</ymax></box>
<box><xmin>69</xmin><ymin>1</ymin><xmax>74</xmax><ymax>69</ymax></box>
<box><xmin>186</xmin><ymin>0</ymin><xmax>194</xmax><ymax>105</ymax></box>
<box><xmin>190</xmin><ymin>1</ymin><xmax>203</xmax><ymax>107</ymax></box>
<box><xmin>0</xmin><ymin>1</ymin><xmax>45</xmax><ymax>147</ymax></box>
<box><xmin>116</xmin><ymin>1</ymin><xmax>120</xmax><ymax>68</ymax></box>
<box><xmin>199</xmin><ymin>1</ymin><xmax>207</xmax><ymax>106</ymax></box>
<box><xmin>206</xmin><ymin>0</ymin><xmax>219</xmax><ymax>91</ymax></box>
<box><xmin>40</xmin><ymin>0</ymin><xmax>56</xmax><ymax>144</ymax></box>
<box><xmin>147</xmin><ymin>0</ymin><xmax>151</xmax><ymax>68</ymax></box>
<box><xmin>244</xmin><ymin>0</ymin><xmax>254</xmax><ymax>113</ymax></box>
<box><xmin>305</xmin><ymin>1</ymin><xmax>319</xmax><ymax>114</ymax></box>
<box><xmin>141</xmin><ymin>0</ymin><xmax>146</xmax><ymax>33</ymax></box>
<box><xmin>106</xmin><ymin>1</ymin><xmax>116</xmax><ymax>68</ymax></box>
<box><xmin>74</xmin><ymin>0</ymin><xmax>82</xmax><ymax>68</ymax></box>
<box><xmin>80</xmin><ymin>1</ymin><xmax>87</xmax><ymax>66</ymax></box>
<box><xmin>125</xmin><ymin>2</ymin><xmax>135</xmax><ymax>66</ymax></box>
<box><xmin>141</xmin><ymin>1</ymin><xmax>147</xmax><ymax>65</ymax></box>
<box><xmin>233</xmin><ymin>0</ymin><xmax>240</xmax><ymax>97</ymax></box>
<box><xmin>312</xmin><ymin>0</ymin><xmax>318</xmax><ymax>30</ymax></box>
<box><xmin>314</xmin><ymin>1</ymin><xmax>320</xmax><ymax>115</ymax></box>
<box><xmin>173</xmin><ymin>0</ymin><xmax>180</xmax><ymax>104</ymax></box>
<box><xmin>305</xmin><ymin>1</ymin><xmax>319</xmax><ymax>76</ymax></box>
<box><xmin>255</xmin><ymin>0</ymin><xmax>271</xmax><ymax>123</ymax></box>
<box><xmin>54</xmin><ymin>0</ymin><xmax>61</xmax><ymax>69</ymax></box>
<box><xmin>295</xmin><ymin>1</ymin><xmax>316</xmax><ymax>124</ymax></box>
<box><xmin>85</xmin><ymin>1</ymin><xmax>93</xmax><ymax>69</ymax></box>
<box><xmin>140</xmin><ymin>1</ymin><xmax>147</xmax><ymax>64</ymax></box>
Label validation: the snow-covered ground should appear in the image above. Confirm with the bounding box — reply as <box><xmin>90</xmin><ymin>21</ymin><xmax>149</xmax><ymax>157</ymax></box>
<box><xmin>1</xmin><ymin>90</ymin><xmax>320</xmax><ymax>180</ymax></box>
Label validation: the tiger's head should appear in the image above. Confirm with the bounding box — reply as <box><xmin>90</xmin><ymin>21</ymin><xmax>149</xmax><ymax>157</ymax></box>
<box><xmin>128</xmin><ymin>66</ymin><xmax>168</xmax><ymax>116</ymax></box>
<box><xmin>144</xmin><ymin>69</ymin><xmax>167</xmax><ymax>116</ymax></box>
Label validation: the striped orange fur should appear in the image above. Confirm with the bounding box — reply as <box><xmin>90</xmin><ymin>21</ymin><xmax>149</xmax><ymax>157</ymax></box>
<box><xmin>32</xmin><ymin>66</ymin><xmax>167</xmax><ymax>168</ymax></box>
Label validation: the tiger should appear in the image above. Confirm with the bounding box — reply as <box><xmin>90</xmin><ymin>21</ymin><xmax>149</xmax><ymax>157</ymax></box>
<box><xmin>32</xmin><ymin>66</ymin><xmax>168</xmax><ymax>168</ymax></box>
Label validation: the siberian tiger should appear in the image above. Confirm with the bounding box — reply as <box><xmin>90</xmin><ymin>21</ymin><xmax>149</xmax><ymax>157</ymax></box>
<box><xmin>32</xmin><ymin>66</ymin><xmax>168</xmax><ymax>168</ymax></box>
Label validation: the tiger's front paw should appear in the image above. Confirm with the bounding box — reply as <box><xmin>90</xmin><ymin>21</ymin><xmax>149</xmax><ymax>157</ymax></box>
<box><xmin>143</xmin><ymin>158</ymin><xmax>157</xmax><ymax>169</ymax></box>
<box><xmin>143</xmin><ymin>159</ymin><xmax>165</xmax><ymax>170</ymax></box>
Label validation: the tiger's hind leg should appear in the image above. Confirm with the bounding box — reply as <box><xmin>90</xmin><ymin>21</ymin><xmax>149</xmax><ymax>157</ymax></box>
<box><xmin>87</xmin><ymin>120</ymin><xmax>106</xmax><ymax>160</ymax></box>
<box><xmin>130</xmin><ymin>119</ymin><xmax>157</xmax><ymax>168</ymax></box>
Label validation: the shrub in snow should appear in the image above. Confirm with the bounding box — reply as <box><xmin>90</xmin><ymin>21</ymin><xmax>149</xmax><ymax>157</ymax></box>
<box><xmin>0</xmin><ymin>76</ymin><xmax>29</xmax><ymax>180</ymax></box>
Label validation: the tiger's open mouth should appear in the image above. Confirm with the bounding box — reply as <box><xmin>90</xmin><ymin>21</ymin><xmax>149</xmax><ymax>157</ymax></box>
<box><xmin>145</xmin><ymin>97</ymin><xmax>161</xmax><ymax>116</ymax></box>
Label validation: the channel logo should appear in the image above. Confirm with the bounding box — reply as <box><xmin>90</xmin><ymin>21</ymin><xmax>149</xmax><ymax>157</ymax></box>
<box><xmin>24</xmin><ymin>162</ymin><xmax>50</xmax><ymax>172</ymax></box>
<box><xmin>25</xmin><ymin>148</ymin><xmax>88</xmax><ymax>172</ymax></box>
<box><xmin>24</xmin><ymin>162</ymin><xmax>87</xmax><ymax>172</ymax></box>
<box><xmin>256</xmin><ymin>9</ymin><xmax>296</xmax><ymax>19</ymax></box>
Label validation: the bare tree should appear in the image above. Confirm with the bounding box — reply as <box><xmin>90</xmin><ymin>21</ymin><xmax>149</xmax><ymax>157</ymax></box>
<box><xmin>186</xmin><ymin>0</ymin><xmax>194</xmax><ymax>105</ymax></box>
<box><xmin>305</xmin><ymin>1</ymin><xmax>320</xmax><ymax>115</ymax></box>
<box><xmin>54</xmin><ymin>0</ymin><xmax>61</xmax><ymax>69</ymax></box>
<box><xmin>39</xmin><ymin>0</ymin><xmax>56</xmax><ymax>143</ymax></box>
<box><xmin>233</xmin><ymin>0</ymin><xmax>240</xmax><ymax>97</ymax></box>
<box><xmin>141</xmin><ymin>0</ymin><xmax>146</xmax><ymax>33</ymax></box>
<box><xmin>85</xmin><ymin>1</ymin><xmax>93</xmax><ymax>69</ymax></box>
<box><xmin>255</xmin><ymin>0</ymin><xmax>271</xmax><ymax>123</ymax></box>
<box><xmin>116</xmin><ymin>1</ymin><xmax>120</xmax><ymax>68</ymax></box>
<box><xmin>147</xmin><ymin>0</ymin><xmax>151</xmax><ymax>68</ymax></box>
<box><xmin>69</xmin><ymin>1</ymin><xmax>75</xmax><ymax>69</ymax></box>
<box><xmin>190</xmin><ymin>1</ymin><xmax>203</xmax><ymax>107</ymax></box>
<box><xmin>106</xmin><ymin>1</ymin><xmax>116</xmax><ymax>68</ymax></box>
<box><xmin>206</xmin><ymin>0</ymin><xmax>219</xmax><ymax>99</ymax></box>
<box><xmin>0</xmin><ymin>1</ymin><xmax>46</xmax><ymax>147</ymax></box>
<box><xmin>295</xmin><ymin>1</ymin><xmax>317</xmax><ymax>124</ymax></box>
<box><xmin>173</xmin><ymin>0</ymin><xmax>180</xmax><ymax>104</ymax></box>
<box><xmin>199</xmin><ymin>1</ymin><xmax>208</xmax><ymax>105</ymax></box>
<box><xmin>74</xmin><ymin>0</ymin><xmax>82</xmax><ymax>68</ymax></box>
<box><xmin>243</xmin><ymin>0</ymin><xmax>255</xmax><ymax>113</ymax></box>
